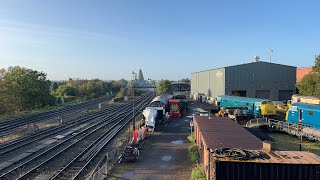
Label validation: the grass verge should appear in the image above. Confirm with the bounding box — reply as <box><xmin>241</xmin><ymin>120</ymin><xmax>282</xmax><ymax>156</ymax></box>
<box><xmin>267</xmin><ymin>131</ymin><xmax>320</xmax><ymax>155</ymax></box>
<box><xmin>188</xmin><ymin>144</ymin><xmax>199</xmax><ymax>163</ymax></box>
<box><xmin>187</xmin><ymin>132</ymin><xmax>195</xmax><ymax>143</ymax></box>
<box><xmin>187</xmin><ymin>133</ymin><xmax>199</xmax><ymax>163</ymax></box>
<box><xmin>188</xmin><ymin>132</ymin><xmax>205</xmax><ymax>179</ymax></box>
<box><xmin>191</xmin><ymin>166</ymin><xmax>206</xmax><ymax>180</ymax></box>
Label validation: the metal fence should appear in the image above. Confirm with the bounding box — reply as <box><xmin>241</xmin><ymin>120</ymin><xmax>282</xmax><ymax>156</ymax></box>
<box><xmin>89</xmin><ymin>161</ymin><xmax>108</xmax><ymax>180</ymax></box>
<box><xmin>245</xmin><ymin>117</ymin><xmax>268</xmax><ymax>127</ymax></box>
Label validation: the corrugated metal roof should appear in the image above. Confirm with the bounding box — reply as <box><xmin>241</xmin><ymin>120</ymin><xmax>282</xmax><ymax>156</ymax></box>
<box><xmin>150</xmin><ymin>96</ymin><xmax>167</xmax><ymax>105</ymax></box>
<box><xmin>192</xmin><ymin>61</ymin><xmax>296</xmax><ymax>74</ymax></box>
<box><xmin>171</xmin><ymin>82</ymin><xmax>190</xmax><ymax>85</ymax></box>
<box><xmin>216</xmin><ymin>151</ymin><xmax>320</xmax><ymax>164</ymax></box>
<box><xmin>160</xmin><ymin>93</ymin><xmax>173</xmax><ymax>99</ymax></box>
<box><xmin>194</xmin><ymin>116</ymin><xmax>263</xmax><ymax>150</ymax></box>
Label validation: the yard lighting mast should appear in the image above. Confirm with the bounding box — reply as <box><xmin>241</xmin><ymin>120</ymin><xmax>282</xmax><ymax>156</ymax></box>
<box><xmin>269</xmin><ymin>48</ymin><xmax>273</xmax><ymax>63</ymax></box>
<box><xmin>132</xmin><ymin>71</ymin><xmax>136</xmax><ymax>131</ymax></box>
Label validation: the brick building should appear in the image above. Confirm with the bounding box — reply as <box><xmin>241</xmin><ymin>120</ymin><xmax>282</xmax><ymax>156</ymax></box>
<box><xmin>296</xmin><ymin>67</ymin><xmax>313</xmax><ymax>83</ymax></box>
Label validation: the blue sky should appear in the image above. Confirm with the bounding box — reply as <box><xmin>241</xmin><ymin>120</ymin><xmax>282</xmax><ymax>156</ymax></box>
<box><xmin>0</xmin><ymin>0</ymin><xmax>319</xmax><ymax>80</ymax></box>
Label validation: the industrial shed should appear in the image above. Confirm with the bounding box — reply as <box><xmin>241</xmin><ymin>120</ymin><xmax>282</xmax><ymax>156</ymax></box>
<box><xmin>191</xmin><ymin>61</ymin><xmax>296</xmax><ymax>101</ymax></box>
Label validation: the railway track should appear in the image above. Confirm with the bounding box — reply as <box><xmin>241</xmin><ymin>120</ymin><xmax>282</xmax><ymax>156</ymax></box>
<box><xmin>0</xmin><ymin>97</ymin><xmax>112</xmax><ymax>137</ymax></box>
<box><xmin>0</xmin><ymin>104</ymin><xmax>123</xmax><ymax>157</ymax></box>
<box><xmin>51</xmin><ymin>95</ymin><xmax>152</xmax><ymax>180</ymax></box>
<box><xmin>0</xmin><ymin>92</ymin><xmax>154</xmax><ymax>179</ymax></box>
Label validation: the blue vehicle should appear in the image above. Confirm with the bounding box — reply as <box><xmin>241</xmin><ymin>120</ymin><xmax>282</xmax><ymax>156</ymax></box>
<box><xmin>216</xmin><ymin>95</ymin><xmax>276</xmax><ymax>117</ymax></box>
<box><xmin>286</xmin><ymin>103</ymin><xmax>320</xmax><ymax>130</ymax></box>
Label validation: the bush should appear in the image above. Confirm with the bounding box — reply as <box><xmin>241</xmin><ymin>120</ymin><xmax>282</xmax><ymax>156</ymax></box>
<box><xmin>188</xmin><ymin>133</ymin><xmax>195</xmax><ymax>143</ymax></box>
<box><xmin>112</xmin><ymin>97</ymin><xmax>124</xmax><ymax>102</ymax></box>
<box><xmin>191</xmin><ymin>166</ymin><xmax>206</xmax><ymax>180</ymax></box>
<box><xmin>188</xmin><ymin>144</ymin><xmax>200</xmax><ymax>163</ymax></box>
<box><xmin>115</xmin><ymin>87</ymin><xmax>127</xmax><ymax>98</ymax></box>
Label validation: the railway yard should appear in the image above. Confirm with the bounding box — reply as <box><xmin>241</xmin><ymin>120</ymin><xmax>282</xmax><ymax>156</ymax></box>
<box><xmin>1</xmin><ymin>79</ymin><xmax>320</xmax><ymax>180</ymax></box>
<box><xmin>0</xmin><ymin>97</ymin><xmax>115</xmax><ymax>142</ymax></box>
<box><xmin>2</xmin><ymin>1</ymin><xmax>320</xmax><ymax>179</ymax></box>
<box><xmin>0</xmin><ymin>90</ymin><xmax>320</xmax><ymax>180</ymax></box>
<box><xmin>0</xmin><ymin>92</ymin><xmax>154</xmax><ymax>179</ymax></box>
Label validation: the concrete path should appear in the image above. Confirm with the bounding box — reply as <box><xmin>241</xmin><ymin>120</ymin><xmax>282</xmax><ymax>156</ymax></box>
<box><xmin>109</xmin><ymin>106</ymin><xmax>195</xmax><ymax>180</ymax></box>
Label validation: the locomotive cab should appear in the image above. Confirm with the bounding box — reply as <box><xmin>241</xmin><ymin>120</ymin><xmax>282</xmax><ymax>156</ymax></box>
<box><xmin>260</xmin><ymin>100</ymin><xmax>276</xmax><ymax>116</ymax></box>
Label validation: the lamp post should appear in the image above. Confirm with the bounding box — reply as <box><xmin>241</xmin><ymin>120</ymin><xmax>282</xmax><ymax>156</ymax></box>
<box><xmin>132</xmin><ymin>71</ymin><xmax>136</xmax><ymax>131</ymax></box>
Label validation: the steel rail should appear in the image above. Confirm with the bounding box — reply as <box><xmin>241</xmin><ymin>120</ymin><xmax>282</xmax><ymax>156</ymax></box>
<box><xmin>0</xmin><ymin>97</ymin><xmax>111</xmax><ymax>137</ymax></box>
<box><xmin>51</xmin><ymin>93</ymin><xmax>153</xmax><ymax>179</ymax></box>
<box><xmin>0</xmin><ymin>93</ymin><xmax>151</xmax><ymax>179</ymax></box>
<box><xmin>15</xmin><ymin>94</ymin><xmax>151</xmax><ymax>179</ymax></box>
<box><xmin>0</xmin><ymin>104</ymin><xmax>124</xmax><ymax>156</ymax></box>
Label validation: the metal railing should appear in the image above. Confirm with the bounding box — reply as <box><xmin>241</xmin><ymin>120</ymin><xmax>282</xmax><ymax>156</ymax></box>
<box><xmin>89</xmin><ymin>159</ymin><xmax>108</xmax><ymax>180</ymax></box>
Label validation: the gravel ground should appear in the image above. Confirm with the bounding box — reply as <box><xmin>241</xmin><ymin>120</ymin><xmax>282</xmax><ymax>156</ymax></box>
<box><xmin>109</xmin><ymin>101</ymin><xmax>196</xmax><ymax>180</ymax></box>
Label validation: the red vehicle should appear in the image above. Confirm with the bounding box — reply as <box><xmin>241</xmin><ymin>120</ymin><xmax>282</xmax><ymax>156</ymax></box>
<box><xmin>169</xmin><ymin>99</ymin><xmax>188</xmax><ymax>118</ymax></box>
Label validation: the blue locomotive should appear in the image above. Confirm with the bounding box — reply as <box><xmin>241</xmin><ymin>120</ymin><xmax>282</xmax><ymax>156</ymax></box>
<box><xmin>216</xmin><ymin>95</ymin><xmax>276</xmax><ymax>118</ymax></box>
<box><xmin>286</xmin><ymin>103</ymin><xmax>320</xmax><ymax>140</ymax></box>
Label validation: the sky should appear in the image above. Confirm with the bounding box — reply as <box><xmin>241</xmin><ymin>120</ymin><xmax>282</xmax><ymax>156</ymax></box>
<box><xmin>0</xmin><ymin>0</ymin><xmax>319</xmax><ymax>81</ymax></box>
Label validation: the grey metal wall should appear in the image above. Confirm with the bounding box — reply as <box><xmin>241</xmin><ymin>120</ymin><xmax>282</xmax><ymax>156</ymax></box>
<box><xmin>225</xmin><ymin>61</ymin><xmax>296</xmax><ymax>100</ymax></box>
<box><xmin>191</xmin><ymin>68</ymin><xmax>225</xmax><ymax>99</ymax></box>
<box><xmin>198</xmin><ymin>71</ymin><xmax>210</xmax><ymax>96</ymax></box>
<box><xmin>208</xmin><ymin>68</ymin><xmax>225</xmax><ymax>99</ymax></box>
<box><xmin>191</xmin><ymin>72</ymin><xmax>199</xmax><ymax>95</ymax></box>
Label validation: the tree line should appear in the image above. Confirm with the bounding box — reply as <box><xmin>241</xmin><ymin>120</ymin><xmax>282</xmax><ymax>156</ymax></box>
<box><xmin>297</xmin><ymin>54</ymin><xmax>320</xmax><ymax>98</ymax></box>
<box><xmin>0</xmin><ymin>66</ymin><xmax>127</xmax><ymax>115</ymax></box>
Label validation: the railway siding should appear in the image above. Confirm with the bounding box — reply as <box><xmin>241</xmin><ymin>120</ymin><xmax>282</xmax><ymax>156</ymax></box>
<box><xmin>0</xmin><ymin>92</ymin><xmax>155</xmax><ymax>179</ymax></box>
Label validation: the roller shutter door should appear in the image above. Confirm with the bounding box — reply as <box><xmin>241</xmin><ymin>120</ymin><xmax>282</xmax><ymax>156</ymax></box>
<box><xmin>255</xmin><ymin>90</ymin><xmax>270</xmax><ymax>99</ymax></box>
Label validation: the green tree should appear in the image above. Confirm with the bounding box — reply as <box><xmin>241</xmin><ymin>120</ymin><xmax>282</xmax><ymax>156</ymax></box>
<box><xmin>297</xmin><ymin>54</ymin><xmax>320</xmax><ymax>98</ymax></box>
<box><xmin>109</xmin><ymin>80</ymin><xmax>121</xmax><ymax>93</ymax></box>
<box><xmin>52</xmin><ymin>82</ymin><xmax>59</xmax><ymax>91</ymax></box>
<box><xmin>313</xmin><ymin>54</ymin><xmax>320</xmax><ymax>73</ymax></box>
<box><xmin>0</xmin><ymin>74</ymin><xmax>20</xmax><ymax>114</ymax></box>
<box><xmin>118</xmin><ymin>79</ymin><xmax>128</xmax><ymax>88</ymax></box>
<box><xmin>55</xmin><ymin>84</ymin><xmax>78</xmax><ymax>97</ymax></box>
<box><xmin>2</xmin><ymin>66</ymin><xmax>55</xmax><ymax>110</ymax></box>
<box><xmin>313</xmin><ymin>75</ymin><xmax>320</xmax><ymax>98</ymax></box>
<box><xmin>297</xmin><ymin>73</ymin><xmax>318</xmax><ymax>97</ymax></box>
<box><xmin>157</xmin><ymin>80</ymin><xmax>172</xmax><ymax>94</ymax></box>
<box><xmin>180</xmin><ymin>78</ymin><xmax>190</xmax><ymax>83</ymax></box>
<box><xmin>78</xmin><ymin>79</ymin><xmax>106</xmax><ymax>98</ymax></box>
